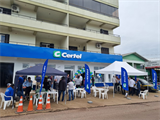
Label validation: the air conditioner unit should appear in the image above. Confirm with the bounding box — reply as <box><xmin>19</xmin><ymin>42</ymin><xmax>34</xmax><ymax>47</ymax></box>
<box><xmin>95</xmin><ymin>43</ymin><xmax>101</xmax><ymax>49</ymax></box>
<box><xmin>11</xmin><ymin>4</ymin><xmax>20</xmax><ymax>13</ymax></box>
<box><xmin>0</xmin><ymin>8</ymin><xmax>3</xmax><ymax>13</ymax></box>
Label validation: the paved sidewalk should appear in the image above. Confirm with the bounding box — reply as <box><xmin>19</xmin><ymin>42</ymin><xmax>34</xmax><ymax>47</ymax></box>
<box><xmin>0</xmin><ymin>88</ymin><xmax>159</xmax><ymax>118</ymax></box>
<box><xmin>1</xmin><ymin>101</ymin><xmax>160</xmax><ymax>120</ymax></box>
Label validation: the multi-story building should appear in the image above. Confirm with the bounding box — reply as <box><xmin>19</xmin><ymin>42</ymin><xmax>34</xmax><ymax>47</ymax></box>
<box><xmin>0</xmin><ymin>0</ymin><xmax>122</xmax><ymax>87</ymax></box>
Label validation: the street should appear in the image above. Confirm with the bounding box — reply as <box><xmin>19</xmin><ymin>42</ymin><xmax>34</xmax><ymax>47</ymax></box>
<box><xmin>1</xmin><ymin>102</ymin><xmax>160</xmax><ymax>120</ymax></box>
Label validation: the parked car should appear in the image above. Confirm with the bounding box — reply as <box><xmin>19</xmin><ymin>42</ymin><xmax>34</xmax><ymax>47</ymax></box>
<box><xmin>138</xmin><ymin>79</ymin><xmax>159</xmax><ymax>92</ymax></box>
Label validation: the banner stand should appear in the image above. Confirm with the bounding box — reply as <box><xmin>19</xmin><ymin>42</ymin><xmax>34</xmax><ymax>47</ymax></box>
<box><xmin>147</xmin><ymin>76</ymin><xmax>149</xmax><ymax>95</ymax></box>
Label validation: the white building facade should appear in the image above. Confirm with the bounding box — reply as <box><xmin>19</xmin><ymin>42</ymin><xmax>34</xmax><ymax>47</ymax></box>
<box><xmin>0</xmin><ymin>0</ymin><xmax>121</xmax><ymax>87</ymax></box>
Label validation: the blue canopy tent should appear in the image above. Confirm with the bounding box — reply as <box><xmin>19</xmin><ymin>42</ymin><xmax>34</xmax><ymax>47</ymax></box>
<box><xmin>12</xmin><ymin>64</ymin><xmax>67</xmax><ymax>108</ymax></box>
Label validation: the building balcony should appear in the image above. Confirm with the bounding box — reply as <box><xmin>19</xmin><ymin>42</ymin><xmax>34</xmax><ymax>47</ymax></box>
<box><xmin>0</xmin><ymin>13</ymin><xmax>120</xmax><ymax>45</ymax></box>
<box><xmin>17</xmin><ymin>0</ymin><xmax>119</xmax><ymax>27</ymax></box>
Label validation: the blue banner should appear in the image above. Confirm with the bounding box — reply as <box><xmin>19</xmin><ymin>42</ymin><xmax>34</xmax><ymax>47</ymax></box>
<box><xmin>135</xmin><ymin>76</ymin><xmax>137</xmax><ymax>81</ymax></box>
<box><xmin>0</xmin><ymin>43</ymin><xmax>122</xmax><ymax>63</ymax></box>
<box><xmin>85</xmin><ymin>64</ymin><xmax>91</xmax><ymax>94</ymax></box>
<box><xmin>40</xmin><ymin>59</ymin><xmax>48</xmax><ymax>93</ymax></box>
<box><xmin>152</xmin><ymin>69</ymin><xmax>157</xmax><ymax>89</ymax></box>
<box><xmin>121</xmin><ymin>67</ymin><xmax>129</xmax><ymax>91</ymax></box>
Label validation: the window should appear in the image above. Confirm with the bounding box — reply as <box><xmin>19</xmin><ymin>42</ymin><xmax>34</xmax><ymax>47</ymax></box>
<box><xmin>23</xmin><ymin>63</ymin><xmax>29</xmax><ymax>69</ymax></box>
<box><xmin>0</xmin><ymin>34</ymin><xmax>10</xmax><ymax>43</ymax></box>
<box><xmin>40</xmin><ymin>42</ymin><xmax>54</xmax><ymax>48</ymax></box>
<box><xmin>0</xmin><ymin>7</ymin><xmax>11</xmax><ymax>15</ymax></box>
<box><xmin>94</xmin><ymin>66</ymin><xmax>105</xmax><ymax>83</ymax></box>
<box><xmin>69</xmin><ymin>0</ymin><xmax>119</xmax><ymax>18</ymax></box>
<box><xmin>69</xmin><ymin>46</ymin><xmax>78</xmax><ymax>51</ymax></box>
<box><xmin>48</xmin><ymin>64</ymin><xmax>56</xmax><ymax>68</ymax></box>
<box><xmin>65</xmin><ymin>65</ymin><xmax>74</xmax><ymax>69</ymax></box>
<box><xmin>100</xmin><ymin>29</ymin><xmax>108</xmax><ymax>35</ymax></box>
<box><xmin>101</xmin><ymin>47</ymin><xmax>109</xmax><ymax>54</ymax></box>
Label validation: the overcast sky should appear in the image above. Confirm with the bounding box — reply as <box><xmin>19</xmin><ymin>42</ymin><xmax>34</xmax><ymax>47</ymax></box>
<box><xmin>114</xmin><ymin>0</ymin><xmax>160</xmax><ymax>60</ymax></box>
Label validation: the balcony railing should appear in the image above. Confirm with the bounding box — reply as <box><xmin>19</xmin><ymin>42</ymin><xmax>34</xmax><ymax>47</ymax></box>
<box><xmin>0</xmin><ymin>40</ymin><xmax>121</xmax><ymax>55</ymax></box>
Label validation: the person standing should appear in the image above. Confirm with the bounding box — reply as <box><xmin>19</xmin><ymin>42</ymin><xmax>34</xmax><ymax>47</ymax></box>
<box><xmin>91</xmin><ymin>75</ymin><xmax>95</xmax><ymax>86</ymax></box>
<box><xmin>5</xmin><ymin>83</ymin><xmax>14</xmax><ymax>101</ymax></box>
<box><xmin>129</xmin><ymin>77</ymin><xmax>135</xmax><ymax>96</ymax></box>
<box><xmin>43</xmin><ymin>77</ymin><xmax>51</xmax><ymax>91</ymax></box>
<box><xmin>112</xmin><ymin>76</ymin><xmax>116</xmax><ymax>93</ymax></box>
<box><xmin>136</xmin><ymin>78</ymin><xmax>141</xmax><ymax>96</ymax></box>
<box><xmin>58</xmin><ymin>77</ymin><xmax>66</xmax><ymax>101</ymax></box>
<box><xmin>18</xmin><ymin>75</ymin><xmax>24</xmax><ymax>92</ymax></box>
<box><xmin>36</xmin><ymin>75</ymin><xmax>41</xmax><ymax>90</ymax></box>
<box><xmin>54</xmin><ymin>76</ymin><xmax>61</xmax><ymax>91</ymax></box>
<box><xmin>23</xmin><ymin>77</ymin><xmax>32</xmax><ymax>100</ymax></box>
<box><xmin>67</xmin><ymin>74</ymin><xmax>70</xmax><ymax>83</ymax></box>
<box><xmin>68</xmin><ymin>79</ymin><xmax>74</xmax><ymax>101</ymax></box>
<box><xmin>74</xmin><ymin>75</ymin><xmax>81</xmax><ymax>88</ymax></box>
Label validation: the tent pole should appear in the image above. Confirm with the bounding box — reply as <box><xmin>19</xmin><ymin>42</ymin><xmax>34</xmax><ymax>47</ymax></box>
<box><xmin>113</xmin><ymin>83</ymin><xmax>114</xmax><ymax>98</ymax></box>
<box><xmin>147</xmin><ymin>76</ymin><xmax>149</xmax><ymax>95</ymax></box>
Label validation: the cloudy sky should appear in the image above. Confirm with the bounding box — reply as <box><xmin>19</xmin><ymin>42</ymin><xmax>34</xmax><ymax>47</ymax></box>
<box><xmin>114</xmin><ymin>0</ymin><xmax>160</xmax><ymax>60</ymax></box>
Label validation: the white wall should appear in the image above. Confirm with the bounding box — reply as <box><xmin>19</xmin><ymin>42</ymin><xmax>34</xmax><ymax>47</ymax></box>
<box><xmin>0</xmin><ymin>57</ymin><xmax>108</xmax><ymax>83</ymax></box>
<box><xmin>0</xmin><ymin>27</ymin><xmax>36</xmax><ymax>45</ymax></box>
<box><xmin>86</xmin><ymin>42</ymin><xmax>101</xmax><ymax>53</ymax></box>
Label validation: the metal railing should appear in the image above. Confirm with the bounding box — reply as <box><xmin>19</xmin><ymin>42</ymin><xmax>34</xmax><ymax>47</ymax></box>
<box><xmin>0</xmin><ymin>40</ymin><xmax>121</xmax><ymax>55</ymax></box>
<box><xmin>0</xmin><ymin>12</ymin><xmax>120</xmax><ymax>38</ymax></box>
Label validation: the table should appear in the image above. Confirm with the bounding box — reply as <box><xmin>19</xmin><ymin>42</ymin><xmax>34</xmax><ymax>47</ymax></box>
<box><xmin>75</xmin><ymin>88</ymin><xmax>84</xmax><ymax>97</ymax></box>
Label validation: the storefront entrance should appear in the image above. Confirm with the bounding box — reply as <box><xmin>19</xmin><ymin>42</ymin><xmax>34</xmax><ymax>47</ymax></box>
<box><xmin>0</xmin><ymin>63</ymin><xmax>14</xmax><ymax>87</ymax></box>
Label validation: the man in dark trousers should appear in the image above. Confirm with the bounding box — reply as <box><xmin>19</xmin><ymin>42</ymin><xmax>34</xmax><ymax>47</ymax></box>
<box><xmin>58</xmin><ymin>77</ymin><xmax>66</xmax><ymax>101</ymax></box>
<box><xmin>136</xmin><ymin>78</ymin><xmax>141</xmax><ymax>96</ymax></box>
<box><xmin>91</xmin><ymin>75</ymin><xmax>95</xmax><ymax>86</ymax></box>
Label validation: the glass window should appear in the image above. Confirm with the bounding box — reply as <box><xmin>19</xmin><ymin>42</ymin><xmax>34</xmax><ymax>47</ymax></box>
<box><xmin>95</xmin><ymin>73</ymin><xmax>104</xmax><ymax>83</ymax></box>
<box><xmin>65</xmin><ymin>65</ymin><xmax>74</xmax><ymax>69</ymax></box>
<box><xmin>23</xmin><ymin>63</ymin><xmax>29</xmax><ymax>69</ymax></box>
<box><xmin>78</xmin><ymin>66</ymin><xmax>84</xmax><ymax>70</ymax></box>
<box><xmin>69</xmin><ymin>0</ymin><xmax>83</xmax><ymax>7</ymax></box>
<box><xmin>69</xmin><ymin>0</ymin><xmax>119</xmax><ymax>18</ymax></box>
<box><xmin>94</xmin><ymin>66</ymin><xmax>105</xmax><ymax>83</ymax></box>
<box><xmin>1</xmin><ymin>35</ymin><xmax>5</xmax><ymax>43</ymax></box>
<box><xmin>48</xmin><ymin>64</ymin><xmax>56</xmax><ymax>68</ymax></box>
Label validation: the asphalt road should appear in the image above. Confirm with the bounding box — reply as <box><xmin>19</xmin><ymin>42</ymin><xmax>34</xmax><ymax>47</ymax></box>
<box><xmin>1</xmin><ymin>102</ymin><xmax>160</xmax><ymax>120</ymax></box>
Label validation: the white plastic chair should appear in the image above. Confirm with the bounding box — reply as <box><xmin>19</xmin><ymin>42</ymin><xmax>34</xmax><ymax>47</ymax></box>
<box><xmin>139</xmin><ymin>90</ymin><xmax>148</xmax><ymax>99</ymax></box>
<box><xmin>92</xmin><ymin>87</ymin><xmax>99</xmax><ymax>97</ymax></box>
<box><xmin>80</xmin><ymin>89</ymin><xmax>86</xmax><ymax>98</ymax></box>
<box><xmin>33</xmin><ymin>92</ymin><xmax>46</xmax><ymax>106</ymax></box>
<box><xmin>0</xmin><ymin>93</ymin><xmax>13</xmax><ymax>110</ymax></box>
<box><xmin>73</xmin><ymin>86</ymin><xmax>77</xmax><ymax>99</ymax></box>
<box><xmin>101</xmin><ymin>89</ymin><xmax>109</xmax><ymax>99</ymax></box>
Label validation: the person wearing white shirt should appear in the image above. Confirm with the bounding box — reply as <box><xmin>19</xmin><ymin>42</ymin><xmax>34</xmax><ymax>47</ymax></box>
<box><xmin>68</xmin><ymin>79</ymin><xmax>74</xmax><ymax>101</ymax></box>
<box><xmin>129</xmin><ymin>77</ymin><xmax>135</xmax><ymax>96</ymax></box>
<box><xmin>112</xmin><ymin>76</ymin><xmax>117</xmax><ymax>93</ymax></box>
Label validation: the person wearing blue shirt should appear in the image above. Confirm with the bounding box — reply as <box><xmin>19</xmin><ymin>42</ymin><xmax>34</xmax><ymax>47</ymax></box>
<box><xmin>18</xmin><ymin>75</ymin><xmax>24</xmax><ymax>92</ymax></box>
<box><xmin>136</xmin><ymin>78</ymin><xmax>141</xmax><ymax>96</ymax></box>
<box><xmin>5</xmin><ymin>83</ymin><xmax>14</xmax><ymax>101</ymax></box>
<box><xmin>23</xmin><ymin>77</ymin><xmax>32</xmax><ymax>100</ymax></box>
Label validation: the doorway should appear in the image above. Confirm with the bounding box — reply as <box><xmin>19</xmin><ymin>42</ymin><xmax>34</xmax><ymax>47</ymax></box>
<box><xmin>0</xmin><ymin>63</ymin><xmax>14</xmax><ymax>87</ymax></box>
<box><xmin>65</xmin><ymin>70</ymin><xmax>73</xmax><ymax>79</ymax></box>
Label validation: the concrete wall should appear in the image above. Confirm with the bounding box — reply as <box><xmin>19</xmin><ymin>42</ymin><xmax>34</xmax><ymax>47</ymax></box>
<box><xmin>0</xmin><ymin>27</ymin><xmax>36</xmax><ymax>45</ymax></box>
<box><xmin>0</xmin><ymin>14</ymin><xmax>120</xmax><ymax>44</ymax></box>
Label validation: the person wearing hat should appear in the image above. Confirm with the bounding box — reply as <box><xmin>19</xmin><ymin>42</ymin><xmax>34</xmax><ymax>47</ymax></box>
<box><xmin>5</xmin><ymin>83</ymin><xmax>14</xmax><ymax>101</ymax></box>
